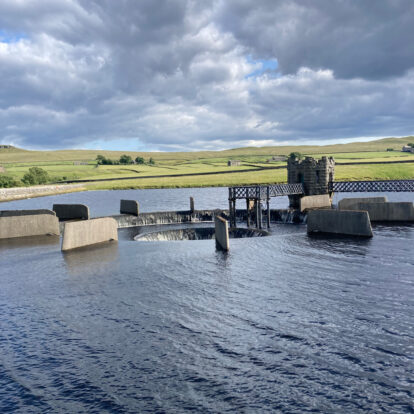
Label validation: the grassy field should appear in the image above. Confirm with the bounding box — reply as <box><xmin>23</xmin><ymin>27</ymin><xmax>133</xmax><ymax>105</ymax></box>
<box><xmin>1</xmin><ymin>137</ymin><xmax>413</xmax><ymax>190</ymax></box>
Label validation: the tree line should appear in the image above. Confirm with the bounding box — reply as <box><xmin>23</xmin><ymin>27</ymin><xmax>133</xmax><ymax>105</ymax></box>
<box><xmin>96</xmin><ymin>154</ymin><xmax>155</xmax><ymax>165</ymax></box>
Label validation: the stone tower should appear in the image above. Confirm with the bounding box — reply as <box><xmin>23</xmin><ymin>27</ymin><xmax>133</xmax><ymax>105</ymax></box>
<box><xmin>287</xmin><ymin>156</ymin><xmax>335</xmax><ymax>208</ymax></box>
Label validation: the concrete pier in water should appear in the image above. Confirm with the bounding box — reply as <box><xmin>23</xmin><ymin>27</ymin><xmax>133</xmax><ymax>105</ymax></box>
<box><xmin>61</xmin><ymin>217</ymin><xmax>118</xmax><ymax>251</ymax></box>
<box><xmin>307</xmin><ymin>209</ymin><xmax>373</xmax><ymax>237</ymax></box>
<box><xmin>214</xmin><ymin>215</ymin><xmax>230</xmax><ymax>251</ymax></box>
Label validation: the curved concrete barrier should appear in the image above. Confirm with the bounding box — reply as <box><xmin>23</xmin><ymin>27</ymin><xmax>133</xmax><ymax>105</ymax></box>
<box><xmin>0</xmin><ymin>214</ymin><xmax>60</xmax><ymax>239</ymax></box>
<box><xmin>338</xmin><ymin>197</ymin><xmax>387</xmax><ymax>210</ymax></box>
<box><xmin>61</xmin><ymin>217</ymin><xmax>118</xmax><ymax>251</ymax></box>
<box><xmin>53</xmin><ymin>204</ymin><xmax>89</xmax><ymax>220</ymax></box>
<box><xmin>307</xmin><ymin>209</ymin><xmax>373</xmax><ymax>237</ymax></box>
<box><xmin>120</xmin><ymin>200</ymin><xmax>139</xmax><ymax>216</ymax></box>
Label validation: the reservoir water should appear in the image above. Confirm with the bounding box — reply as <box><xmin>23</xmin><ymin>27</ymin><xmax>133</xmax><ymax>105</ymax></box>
<box><xmin>0</xmin><ymin>188</ymin><xmax>413</xmax><ymax>413</ymax></box>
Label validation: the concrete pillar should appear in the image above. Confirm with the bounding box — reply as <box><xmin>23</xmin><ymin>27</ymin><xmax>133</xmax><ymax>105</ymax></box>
<box><xmin>299</xmin><ymin>194</ymin><xmax>332</xmax><ymax>212</ymax></box>
<box><xmin>120</xmin><ymin>200</ymin><xmax>139</xmax><ymax>216</ymax></box>
<box><xmin>0</xmin><ymin>214</ymin><xmax>60</xmax><ymax>239</ymax></box>
<box><xmin>338</xmin><ymin>197</ymin><xmax>387</xmax><ymax>210</ymax></box>
<box><xmin>61</xmin><ymin>217</ymin><xmax>118</xmax><ymax>251</ymax></box>
<box><xmin>307</xmin><ymin>209</ymin><xmax>373</xmax><ymax>237</ymax></box>
<box><xmin>215</xmin><ymin>215</ymin><xmax>230</xmax><ymax>251</ymax></box>
<box><xmin>190</xmin><ymin>197</ymin><xmax>195</xmax><ymax>213</ymax></box>
<box><xmin>53</xmin><ymin>204</ymin><xmax>89</xmax><ymax>220</ymax></box>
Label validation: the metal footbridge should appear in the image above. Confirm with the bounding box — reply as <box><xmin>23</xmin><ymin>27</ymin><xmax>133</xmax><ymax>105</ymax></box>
<box><xmin>228</xmin><ymin>180</ymin><xmax>414</xmax><ymax>228</ymax></box>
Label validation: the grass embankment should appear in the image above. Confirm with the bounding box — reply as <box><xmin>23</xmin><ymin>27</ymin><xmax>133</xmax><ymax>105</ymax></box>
<box><xmin>0</xmin><ymin>137</ymin><xmax>413</xmax><ymax>191</ymax></box>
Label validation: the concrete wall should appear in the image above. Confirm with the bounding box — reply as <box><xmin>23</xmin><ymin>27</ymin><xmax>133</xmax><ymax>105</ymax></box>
<box><xmin>214</xmin><ymin>215</ymin><xmax>229</xmax><ymax>251</ymax></box>
<box><xmin>0</xmin><ymin>214</ymin><xmax>60</xmax><ymax>239</ymax></box>
<box><xmin>0</xmin><ymin>184</ymin><xmax>84</xmax><ymax>202</ymax></box>
<box><xmin>338</xmin><ymin>197</ymin><xmax>387</xmax><ymax>210</ymax></box>
<box><xmin>307</xmin><ymin>209</ymin><xmax>373</xmax><ymax>237</ymax></box>
<box><xmin>0</xmin><ymin>209</ymin><xmax>56</xmax><ymax>217</ymax></box>
<box><xmin>53</xmin><ymin>204</ymin><xmax>89</xmax><ymax>220</ymax></box>
<box><xmin>61</xmin><ymin>217</ymin><xmax>118</xmax><ymax>251</ymax></box>
<box><xmin>356</xmin><ymin>202</ymin><xmax>414</xmax><ymax>221</ymax></box>
<box><xmin>120</xmin><ymin>200</ymin><xmax>139</xmax><ymax>216</ymax></box>
<box><xmin>299</xmin><ymin>194</ymin><xmax>331</xmax><ymax>212</ymax></box>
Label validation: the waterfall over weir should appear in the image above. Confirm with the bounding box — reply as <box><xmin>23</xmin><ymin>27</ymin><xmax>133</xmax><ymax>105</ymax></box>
<box><xmin>134</xmin><ymin>227</ymin><xmax>269</xmax><ymax>242</ymax></box>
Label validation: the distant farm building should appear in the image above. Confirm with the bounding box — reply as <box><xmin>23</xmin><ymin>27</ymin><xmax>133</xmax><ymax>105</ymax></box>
<box><xmin>0</xmin><ymin>145</ymin><xmax>12</xmax><ymax>149</ymax></box>
<box><xmin>267</xmin><ymin>156</ymin><xmax>287</xmax><ymax>162</ymax></box>
<box><xmin>227</xmin><ymin>160</ymin><xmax>241</xmax><ymax>167</ymax></box>
<box><xmin>402</xmin><ymin>145</ymin><xmax>414</xmax><ymax>153</ymax></box>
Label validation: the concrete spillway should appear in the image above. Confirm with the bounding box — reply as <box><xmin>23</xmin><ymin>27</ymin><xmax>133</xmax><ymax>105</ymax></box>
<box><xmin>134</xmin><ymin>227</ymin><xmax>269</xmax><ymax>242</ymax></box>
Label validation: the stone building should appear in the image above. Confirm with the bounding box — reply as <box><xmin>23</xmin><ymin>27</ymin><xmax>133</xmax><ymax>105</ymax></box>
<box><xmin>287</xmin><ymin>156</ymin><xmax>335</xmax><ymax>208</ymax></box>
<box><xmin>227</xmin><ymin>160</ymin><xmax>241</xmax><ymax>167</ymax></box>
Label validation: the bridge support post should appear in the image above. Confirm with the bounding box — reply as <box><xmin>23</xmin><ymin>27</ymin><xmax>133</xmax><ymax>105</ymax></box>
<box><xmin>246</xmin><ymin>198</ymin><xmax>250</xmax><ymax>227</ymax></box>
<box><xmin>266</xmin><ymin>187</ymin><xmax>271</xmax><ymax>228</ymax></box>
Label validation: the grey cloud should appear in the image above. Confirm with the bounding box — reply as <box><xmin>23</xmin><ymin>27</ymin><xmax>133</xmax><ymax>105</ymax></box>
<box><xmin>217</xmin><ymin>0</ymin><xmax>414</xmax><ymax>80</ymax></box>
<box><xmin>0</xmin><ymin>0</ymin><xmax>413</xmax><ymax>151</ymax></box>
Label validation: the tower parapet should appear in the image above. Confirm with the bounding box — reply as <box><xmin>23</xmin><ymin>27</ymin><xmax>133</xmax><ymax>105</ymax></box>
<box><xmin>287</xmin><ymin>156</ymin><xmax>335</xmax><ymax>208</ymax></box>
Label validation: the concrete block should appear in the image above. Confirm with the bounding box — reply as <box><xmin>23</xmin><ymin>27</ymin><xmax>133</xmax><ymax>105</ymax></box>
<box><xmin>307</xmin><ymin>209</ymin><xmax>373</xmax><ymax>237</ymax></box>
<box><xmin>357</xmin><ymin>202</ymin><xmax>414</xmax><ymax>221</ymax></box>
<box><xmin>0</xmin><ymin>214</ymin><xmax>60</xmax><ymax>239</ymax></box>
<box><xmin>53</xmin><ymin>204</ymin><xmax>89</xmax><ymax>220</ymax></box>
<box><xmin>0</xmin><ymin>209</ymin><xmax>56</xmax><ymax>217</ymax></box>
<box><xmin>338</xmin><ymin>197</ymin><xmax>387</xmax><ymax>210</ymax></box>
<box><xmin>300</xmin><ymin>194</ymin><xmax>331</xmax><ymax>212</ymax></box>
<box><xmin>215</xmin><ymin>215</ymin><xmax>230</xmax><ymax>251</ymax></box>
<box><xmin>190</xmin><ymin>197</ymin><xmax>195</xmax><ymax>213</ymax></box>
<box><xmin>61</xmin><ymin>217</ymin><xmax>118</xmax><ymax>251</ymax></box>
<box><xmin>120</xmin><ymin>200</ymin><xmax>139</xmax><ymax>216</ymax></box>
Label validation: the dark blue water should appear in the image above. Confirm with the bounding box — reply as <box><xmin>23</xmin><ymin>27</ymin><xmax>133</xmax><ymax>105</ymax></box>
<box><xmin>1</xmin><ymin>188</ymin><xmax>413</xmax><ymax>413</ymax></box>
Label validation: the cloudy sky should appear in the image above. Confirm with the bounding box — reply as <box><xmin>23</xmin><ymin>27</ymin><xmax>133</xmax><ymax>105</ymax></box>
<box><xmin>0</xmin><ymin>0</ymin><xmax>413</xmax><ymax>151</ymax></box>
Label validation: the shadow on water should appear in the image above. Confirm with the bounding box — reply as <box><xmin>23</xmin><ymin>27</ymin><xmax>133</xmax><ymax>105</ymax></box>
<box><xmin>62</xmin><ymin>241</ymin><xmax>119</xmax><ymax>275</ymax></box>
<box><xmin>306</xmin><ymin>233</ymin><xmax>373</xmax><ymax>257</ymax></box>
<box><xmin>0</xmin><ymin>235</ymin><xmax>60</xmax><ymax>250</ymax></box>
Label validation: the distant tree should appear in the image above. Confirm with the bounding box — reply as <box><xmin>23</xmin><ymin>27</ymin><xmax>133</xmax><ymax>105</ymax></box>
<box><xmin>0</xmin><ymin>175</ymin><xmax>19</xmax><ymax>188</ymax></box>
<box><xmin>408</xmin><ymin>143</ymin><xmax>414</xmax><ymax>148</ymax></box>
<box><xmin>148</xmin><ymin>157</ymin><xmax>155</xmax><ymax>165</ymax></box>
<box><xmin>96</xmin><ymin>155</ymin><xmax>114</xmax><ymax>165</ymax></box>
<box><xmin>119</xmin><ymin>154</ymin><xmax>133</xmax><ymax>164</ymax></box>
<box><xmin>289</xmin><ymin>152</ymin><xmax>302</xmax><ymax>160</ymax></box>
<box><xmin>386</xmin><ymin>148</ymin><xmax>394</xmax><ymax>151</ymax></box>
<box><xmin>135</xmin><ymin>156</ymin><xmax>145</xmax><ymax>164</ymax></box>
<box><xmin>96</xmin><ymin>154</ymin><xmax>106</xmax><ymax>164</ymax></box>
<box><xmin>22</xmin><ymin>167</ymin><xmax>49</xmax><ymax>185</ymax></box>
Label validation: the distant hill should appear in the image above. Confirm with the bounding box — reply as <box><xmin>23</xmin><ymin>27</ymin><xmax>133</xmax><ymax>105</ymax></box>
<box><xmin>0</xmin><ymin>136</ymin><xmax>412</xmax><ymax>164</ymax></box>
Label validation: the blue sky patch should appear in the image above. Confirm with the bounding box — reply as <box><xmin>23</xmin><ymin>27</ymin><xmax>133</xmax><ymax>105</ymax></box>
<box><xmin>0</xmin><ymin>30</ymin><xmax>27</xmax><ymax>43</ymax></box>
<box><xmin>246</xmin><ymin>56</ymin><xmax>278</xmax><ymax>79</ymax></box>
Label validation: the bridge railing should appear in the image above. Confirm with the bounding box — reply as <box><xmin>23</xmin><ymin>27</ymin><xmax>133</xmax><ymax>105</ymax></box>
<box><xmin>330</xmin><ymin>180</ymin><xmax>414</xmax><ymax>193</ymax></box>
<box><xmin>230</xmin><ymin>183</ymin><xmax>304</xmax><ymax>200</ymax></box>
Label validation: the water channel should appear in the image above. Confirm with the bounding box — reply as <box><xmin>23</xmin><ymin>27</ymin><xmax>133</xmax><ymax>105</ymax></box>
<box><xmin>0</xmin><ymin>188</ymin><xmax>413</xmax><ymax>413</ymax></box>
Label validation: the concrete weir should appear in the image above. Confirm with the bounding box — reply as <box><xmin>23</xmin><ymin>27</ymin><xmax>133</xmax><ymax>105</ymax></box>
<box><xmin>307</xmin><ymin>209</ymin><xmax>373</xmax><ymax>237</ymax></box>
<box><xmin>215</xmin><ymin>215</ymin><xmax>230</xmax><ymax>251</ymax></box>
<box><xmin>53</xmin><ymin>204</ymin><xmax>90</xmax><ymax>220</ymax></box>
<box><xmin>0</xmin><ymin>214</ymin><xmax>60</xmax><ymax>239</ymax></box>
<box><xmin>120</xmin><ymin>200</ymin><xmax>139</xmax><ymax>216</ymax></box>
<box><xmin>338</xmin><ymin>197</ymin><xmax>387</xmax><ymax>210</ymax></box>
<box><xmin>61</xmin><ymin>217</ymin><xmax>118</xmax><ymax>251</ymax></box>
